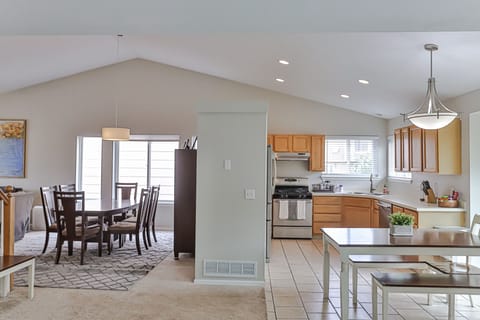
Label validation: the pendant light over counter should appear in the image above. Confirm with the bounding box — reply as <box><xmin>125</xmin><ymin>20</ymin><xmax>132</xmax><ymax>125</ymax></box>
<box><xmin>102</xmin><ymin>34</ymin><xmax>130</xmax><ymax>141</ymax></box>
<box><xmin>403</xmin><ymin>44</ymin><xmax>458</xmax><ymax>130</ymax></box>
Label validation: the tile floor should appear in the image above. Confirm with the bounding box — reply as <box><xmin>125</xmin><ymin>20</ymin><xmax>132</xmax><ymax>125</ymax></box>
<box><xmin>265</xmin><ymin>238</ymin><xmax>480</xmax><ymax>319</ymax></box>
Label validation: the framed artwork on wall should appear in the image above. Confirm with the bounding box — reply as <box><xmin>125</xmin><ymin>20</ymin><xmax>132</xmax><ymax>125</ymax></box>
<box><xmin>0</xmin><ymin>119</ymin><xmax>26</xmax><ymax>178</ymax></box>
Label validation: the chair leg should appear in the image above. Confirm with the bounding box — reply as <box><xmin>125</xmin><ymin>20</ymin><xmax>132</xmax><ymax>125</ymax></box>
<box><xmin>469</xmin><ymin>294</ymin><xmax>475</xmax><ymax>307</ymax></box>
<box><xmin>152</xmin><ymin>224</ymin><xmax>158</xmax><ymax>243</ymax></box>
<box><xmin>42</xmin><ymin>231</ymin><xmax>50</xmax><ymax>254</ymax></box>
<box><xmin>80</xmin><ymin>240</ymin><xmax>85</xmax><ymax>265</ymax></box>
<box><xmin>98</xmin><ymin>234</ymin><xmax>102</xmax><ymax>257</ymax></box>
<box><xmin>68</xmin><ymin>240</ymin><xmax>73</xmax><ymax>256</ymax></box>
<box><xmin>135</xmin><ymin>233</ymin><xmax>142</xmax><ymax>255</ymax></box>
<box><xmin>146</xmin><ymin>226</ymin><xmax>152</xmax><ymax>247</ymax></box>
<box><xmin>107</xmin><ymin>233</ymin><xmax>112</xmax><ymax>255</ymax></box>
<box><xmin>142</xmin><ymin>229</ymin><xmax>149</xmax><ymax>250</ymax></box>
<box><xmin>55</xmin><ymin>239</ymin><xmax>63</xmax><ymax>264</ymax></box>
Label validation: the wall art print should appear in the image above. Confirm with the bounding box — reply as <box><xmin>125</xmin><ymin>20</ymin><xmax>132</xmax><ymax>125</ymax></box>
<box><xmin>0</xmin><ymin>119</ymin><xmax>26</xmax><ymax>178</ymax></box>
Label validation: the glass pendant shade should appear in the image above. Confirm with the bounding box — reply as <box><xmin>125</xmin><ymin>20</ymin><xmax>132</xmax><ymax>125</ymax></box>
<box><xmin>405</xmin><ymin>44</ymin><xmax>457</xmax><ymax>130</ymax></box>
<box><xmin>102</xmin><ymin>127</ymin><xmax>130</xmax><ymax>141</ymax></box>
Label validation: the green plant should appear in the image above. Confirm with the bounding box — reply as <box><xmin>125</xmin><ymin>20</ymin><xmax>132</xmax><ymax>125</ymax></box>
<box><xmin>389</xmin><ymin>212</ymin><xmax>414</xmax><ymax>225</ymax></box>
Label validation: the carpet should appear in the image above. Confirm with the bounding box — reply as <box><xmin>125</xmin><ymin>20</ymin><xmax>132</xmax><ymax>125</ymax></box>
<box><xmin>13</xmin><ymin>231</ymin><xmax>172</xmax><ymax>291</ymax></box>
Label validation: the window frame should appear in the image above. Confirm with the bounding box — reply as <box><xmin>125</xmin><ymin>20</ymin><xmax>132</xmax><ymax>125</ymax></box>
<box><xmin>323</xmin><ymin>135</ymin><xmax>380</xmax><ymax>179</ymax></box>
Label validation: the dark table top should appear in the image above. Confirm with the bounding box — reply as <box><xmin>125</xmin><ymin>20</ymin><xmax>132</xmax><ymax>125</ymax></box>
<box><xmin>322</xmin><ymin>228</ymin><xmax>480</xmax><ymax>248</ymax></box>
<box><xmin>84</xmin><ymin>199</ymin><xmax>138</xmax><ymax>216</ymax></box>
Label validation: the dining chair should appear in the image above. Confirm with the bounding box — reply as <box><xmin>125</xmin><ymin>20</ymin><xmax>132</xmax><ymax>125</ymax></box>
<box><xmin>53</xmin><ymin>191</ymin><xmax>103</xmax><ymax>265</ymax></box>
<box><xmin>114</xmin><ymin>182</ymin><xmax>138</xmax><ymax>201</ymax></box>
<box><xmin>39</xmin><ymin>185</ymin><xmax>58</xmax><ymax>254</ymax></box>
<box><xmin>145</xmin><ymin>185</ymin><xmax>160</xmax><ymax>246</ymax></box>
<box><xmin>107</xmin><ymin>188</ymin><xmax>150</xmax><ymax>255</ymax></box>
<box><xmin>58</xmin><ymin>183</ymin><xmax>76</xmax><ymax>192</ymax></box>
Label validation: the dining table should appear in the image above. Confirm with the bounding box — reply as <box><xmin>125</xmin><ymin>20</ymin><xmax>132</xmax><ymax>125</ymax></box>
<box><xmin>321</xmin><ymin>227</ymin><xmax>480</xmax><ymax>320</ymax></box>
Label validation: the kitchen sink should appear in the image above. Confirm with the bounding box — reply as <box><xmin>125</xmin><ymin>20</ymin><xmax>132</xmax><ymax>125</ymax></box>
<box><xmin>350</xmin><ymin>191</ymin><xmax>385</xmax><ymax>196</ymax></box>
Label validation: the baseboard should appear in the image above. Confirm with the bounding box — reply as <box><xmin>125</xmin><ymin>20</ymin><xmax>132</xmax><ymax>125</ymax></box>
<box><xmin>194</xmin><ymin>278</ymin><xmax>265</xmax><ymax>287</ymax></box>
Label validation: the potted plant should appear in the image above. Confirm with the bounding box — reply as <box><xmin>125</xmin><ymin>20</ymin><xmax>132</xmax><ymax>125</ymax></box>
<box><xmin>389</xmin><ymin>212</ymin><xmax>414</xmax><ymax>236</ymax></box>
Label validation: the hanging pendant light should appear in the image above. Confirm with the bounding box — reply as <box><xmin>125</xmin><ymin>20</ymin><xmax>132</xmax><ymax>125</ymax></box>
<box><xmin>404</xmin><ymin>44</ymin><xmax>457</xmax><ymax>130</ymax></box>
<box><xmin>102</xmin><ymin>34</ymin><xmax>130</xmax><ymax>141</ymax></box>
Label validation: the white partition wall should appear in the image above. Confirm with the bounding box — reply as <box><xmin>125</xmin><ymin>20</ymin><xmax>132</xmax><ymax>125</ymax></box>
<box><xmin>1</xmin><ymin>200</ymin><xmax>3</xmax><ymax>255</ymax></box>
<box><xmin>470</xmin><ymin>111</ymin><xmax>480</xmax><ymax>225</ymax></box>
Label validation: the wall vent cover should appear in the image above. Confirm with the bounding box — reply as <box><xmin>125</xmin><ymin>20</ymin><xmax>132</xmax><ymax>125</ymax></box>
<box><xmin>204</xmin><ymin>259</ymin><xmax>257</xmax><ymax>278</ymax></box>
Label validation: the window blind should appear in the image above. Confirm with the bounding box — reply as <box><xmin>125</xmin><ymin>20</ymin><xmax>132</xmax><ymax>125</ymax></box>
<box><xmin>325</xmin><ymin>136</ymin><xmax>378</xmax><ymax>176</ymax></box>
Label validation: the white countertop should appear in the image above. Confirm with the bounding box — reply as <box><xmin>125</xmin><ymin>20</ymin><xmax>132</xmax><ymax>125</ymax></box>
<box><xmin>311</xmin><ymin>192</ymin><xmax>465</xmax><ymax>212</ymax></box>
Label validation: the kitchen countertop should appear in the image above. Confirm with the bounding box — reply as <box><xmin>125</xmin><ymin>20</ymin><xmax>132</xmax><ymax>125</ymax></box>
<box><xmin>311</xmin><ymin>192</ymin><xmax>465</xmax><ymax>212</ymax></box>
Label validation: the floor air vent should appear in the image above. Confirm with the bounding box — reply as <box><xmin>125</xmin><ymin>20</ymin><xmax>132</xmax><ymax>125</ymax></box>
<box><xmin>204</xmin><ymin>260</ymin><xmax>257</xmax><ymax>278</ymax></box>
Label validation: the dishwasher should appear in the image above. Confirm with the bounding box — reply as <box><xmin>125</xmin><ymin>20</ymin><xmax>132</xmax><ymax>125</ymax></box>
<box><xmin>378</xmin><ymin>201</ymin><xmax>392</xmax><ymax>227</ymax></box>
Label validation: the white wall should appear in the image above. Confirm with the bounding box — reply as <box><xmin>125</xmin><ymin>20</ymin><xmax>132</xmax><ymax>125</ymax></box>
<box><xmin>470</xmin><ymin>111</ymin><xmax>480</xmax><ymax>221</ymax></box>
<box><xmin>0</xmin><ymin>58</ymin><xmax>387</xmax><ymax>229</ymax></box>
<box><xmin>388</xmin><ymin>89</ymin><xmax>480</xmax><ymax>223</ymax></box>
<box><xmin>195</xmin><ymin>102</ymin><xmax>267</xmax><ymax>284</ymax></box>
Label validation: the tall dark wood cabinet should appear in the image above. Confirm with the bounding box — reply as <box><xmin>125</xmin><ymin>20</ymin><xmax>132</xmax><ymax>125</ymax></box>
<box><xmin>173</xmin><ymin>149</ymin><xmax>197</xmax><ymax>259</ymax></box>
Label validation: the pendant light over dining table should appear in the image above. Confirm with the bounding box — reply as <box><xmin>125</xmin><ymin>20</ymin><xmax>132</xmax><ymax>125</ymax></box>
<box><xmin>102</xmin><ymin>34</ymin><xmax>130</xmax><ymax>141</ymax></box>
<box><xmin>403</xmin><ymin>44</ymin><xmax>458</xmax><ymax>130</ymax></box>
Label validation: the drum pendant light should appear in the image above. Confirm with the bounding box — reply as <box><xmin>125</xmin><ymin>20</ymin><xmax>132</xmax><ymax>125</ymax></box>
<box><xmin>404</xmin><ymin>44</ymin><xmax>457</xmax><ymax>130</ymax></box>
<box><xmin>102</xmin><ymin>34</ymin><xmax>130</xmax><ymax>141</ymax></box>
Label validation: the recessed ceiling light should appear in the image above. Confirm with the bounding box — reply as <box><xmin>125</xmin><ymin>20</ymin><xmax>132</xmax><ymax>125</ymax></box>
<box><xmin>358</xmin><ymin>79</ymin><xmax>369</xmax><ymax>84</ymax></box>
<box><xmin>340</xmin><ymin>94</ymin><xmax>349</xmax><ymax>99</ymax></box>
<box><xmin>275</xmin><ymin>78</ymin><xmax>285</xmax><ymax>83</ymax></box>
<box><xmin>278</xmin><ymin>59</ymin><xmax>290</xmax><ymax>65</ymax></box>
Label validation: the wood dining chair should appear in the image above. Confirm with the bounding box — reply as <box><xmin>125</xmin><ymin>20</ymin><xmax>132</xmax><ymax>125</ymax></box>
<box><xmin>107</xmin><ymin>188</ymin><xmax>150</xmax><ymax>255</ymax></box>
<box><xmin>145</xmin><ymin>185</ymin><xmax>160</xmax><ymax>246</ymax></box>
<box><xmin>114</xmin><ymin>182</ymin><xmax>138</xmax><ymax>201</ymax></box>
<box><xmin>53</xmin><ymin>191</ymin><xmax>103</xmax><ymax>265</ymax></box>
<box><xmin>39</xmin><ymin>185</ymin><xmax>58</xmax><ymax>254</ymax></box>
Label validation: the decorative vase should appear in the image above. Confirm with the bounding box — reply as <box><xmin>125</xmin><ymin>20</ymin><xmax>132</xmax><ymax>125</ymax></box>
<box><xmin>389</xmin><ymin>224</ymin><xmax>413</xmax><ymax>236</ymax></box>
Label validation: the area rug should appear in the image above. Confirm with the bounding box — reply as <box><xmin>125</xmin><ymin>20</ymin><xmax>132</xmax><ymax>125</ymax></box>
<box><xmin>13</xmin><ymin>231</ymin><xmax>172</xmax><ymax>291</ymax></box>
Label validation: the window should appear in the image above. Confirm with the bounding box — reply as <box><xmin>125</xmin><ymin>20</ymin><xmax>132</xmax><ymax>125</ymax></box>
<box><xmin>387</xmin><ymin>135</ymin><xmax>412</xmax><ymax>180</ymax></box>
<box><xmin>76</xmin><ymin>137</ymin><xmax>102</xmax><ymax>199</ymax></box>
<box><xmin>116</xmin><ymin>139</ymin><xmax>179</xmax><ymax>202</ymax></box>
<box><xmin>324</xmin><ymin>136</ymin><xmax>378</xmax><ymax>176</ymax></box>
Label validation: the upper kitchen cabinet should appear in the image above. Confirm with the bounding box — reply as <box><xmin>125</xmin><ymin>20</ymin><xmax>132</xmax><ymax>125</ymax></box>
<box><xmin>394</xmin><ymin>118</ymin><xmax>461</xmax><ymax>175</ymax></box>
<box><xmin>272</xmin><ymin>134</ymin><xmax>311</xmax><ymax>152</ymax></box>
<box><xmin>267</xmin><ymin>134</ymin><xmax>273</xmax><ymax>146</ymax></box>
<box><xmin>273</xmin><ymin>135</ymin><xmax>292</xmax><ymax>152</ymax></box>
<box><xmin>309</xmin><ymin>135</ymin><xmax>325</xmax><ymax>172</ymax></box>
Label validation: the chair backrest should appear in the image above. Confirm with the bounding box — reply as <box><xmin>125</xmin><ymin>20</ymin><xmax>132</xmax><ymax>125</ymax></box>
<box><xmin>115</xmin><ymin>182</ymin><xmax>138</xmax><ymax>201</ymax></box>
<box><xmin>135</xmin><ymin>188</ymin><xmax>151</xmax><ymax>231</ymax></box>
<box><xmin>40</xmin><ymin>185</ymin><xmax>58</xmax><ymax>228</ymax></box>
<box><xmin>146</xmin><ymin>186</ymin><xmax>160</xmax><ymax>227</ymax></box>
<box><xmin>58</xmin><ymin>184</ymin><xmax>76</xmax><ymax>192</ymax></box>
<box><xmin>53</xmin><ymin>191</ymin><xmax>85</xmax><ymax>239</ymax></box>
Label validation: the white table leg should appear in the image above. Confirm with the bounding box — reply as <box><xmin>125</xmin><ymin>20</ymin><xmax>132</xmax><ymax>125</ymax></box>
<box><xmin>323</xmin><ymin>235</ymin><xmax>330</xmax><ymax>299</ymax></box>
<box><xmin>340</xmin><ymin>257</ymin><xmax>349</xmax><ymax>320</ymax></box>
<box><xmin>382</xmin><ymin>286</ymin><xmax>388</xmax><ymax>320</ymax></box>
<box><xmin>352</xmin><ymin>263</ymin><xmax>358</xmax><ymax>304</ymax></box>
<box><xmin>27</xmin><ymin>260</ymin><xmax>35</xmax><ymax>299</ymax></box>
<box><xmin>372</xmin><ymin>276</ymin><xmax>378</xmax><ymax>320</ymax></box>
<box><xmin>448</xmin><ymin>294</ymin><xmax>455</xmax><ymax>320</ymax></box>
<box><xmin>0</xmin><ymin>275</ymin><xmax>9</xmax><ymax>298</ymax></box>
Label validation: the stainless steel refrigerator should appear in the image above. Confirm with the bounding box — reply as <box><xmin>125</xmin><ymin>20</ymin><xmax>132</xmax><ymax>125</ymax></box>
<box><xmin>266</xmin><ymin>145</ymin><xmax>275</xmax><ymax>262</ymax></box>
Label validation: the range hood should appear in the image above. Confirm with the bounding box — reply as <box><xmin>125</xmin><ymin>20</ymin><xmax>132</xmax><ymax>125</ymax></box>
<box><xmin>275</xmin><ymin>152</ymin><xmax>310</xmax><ymax>161</ymax></box>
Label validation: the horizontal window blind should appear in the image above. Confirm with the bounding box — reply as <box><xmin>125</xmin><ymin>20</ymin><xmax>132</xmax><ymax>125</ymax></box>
<box><xmin>78</xmin><ymin>137</ymin><xmax>102</xmax><ymax>199</ymax></box>
<box><xmin>325</xmin><ymin>136</ymin><xmax>378</xmax><ymax>176</ymax></box>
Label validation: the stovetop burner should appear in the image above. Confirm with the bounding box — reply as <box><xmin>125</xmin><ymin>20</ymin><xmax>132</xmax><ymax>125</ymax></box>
<box><xmin>273</xmin><ymin>185</ymin><xmax>312</xmax><ymax>199</ymax></box>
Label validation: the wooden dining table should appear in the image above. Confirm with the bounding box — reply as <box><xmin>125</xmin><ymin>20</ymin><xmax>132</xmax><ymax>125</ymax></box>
<box><xmin>321</xmin><ymin>227</ymin><xmax>480</xmax><ymax>320</ymax></box>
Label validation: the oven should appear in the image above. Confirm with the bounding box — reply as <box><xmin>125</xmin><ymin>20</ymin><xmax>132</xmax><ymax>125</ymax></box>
<box><xmin>272</xmin><ymin>177</ymin><xmax>313</xmax><ymax>239</ymax></box>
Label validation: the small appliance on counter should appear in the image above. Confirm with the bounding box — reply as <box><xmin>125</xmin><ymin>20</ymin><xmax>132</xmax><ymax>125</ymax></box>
<box><xmin>312</xmin><ymin>182</ymin><xmax>334</xmax><ymax>192</ymax></box>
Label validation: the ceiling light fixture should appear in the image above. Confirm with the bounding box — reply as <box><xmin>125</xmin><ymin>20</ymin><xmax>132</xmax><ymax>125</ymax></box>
<box><xmin>403</xmin><ymin>44</ymin><xmax>457</xmax><ymax>130</ymax></box>
<box><xmin>275</xmin><ymin>78</ymin><xmax>285</xmax><ymax>83</ymax></box>
<box><xmin>278</xmin><ymin>59</ymin><xmax>289</xmax><ymax>65</ymax></box>
<box><xmin>358</xmin><ymin>79</ymin><xmax>369</xmax><ymax>84</ymax></box>
<box><xmin>102</xmin><ymin>34</ymin><xmax>130</xmax><ymax>141</ymax></box>
<box><xmin>340</xmin><ymin>94</ymin><xmax>349</xmax><ymax>99</ymax></box>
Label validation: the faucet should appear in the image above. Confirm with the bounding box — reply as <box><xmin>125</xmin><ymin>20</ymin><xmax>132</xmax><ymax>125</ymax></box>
<box><xmin>369</xmin><ymin>174</ymin><xmax>375</xmax><ymax>193</ymax></box>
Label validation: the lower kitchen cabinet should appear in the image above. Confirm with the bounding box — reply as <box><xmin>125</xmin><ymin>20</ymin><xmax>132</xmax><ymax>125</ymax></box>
<box><xmin>312</xmin><ymin>196</ymin><xmax>342</xmax><ymax>235</ymax></box>
<box><xmin>392</xmin><ymin>205</ymin><xmax>419</xmax><ymax>228</ymax></box>
<box><xmin>371</xmin><ymin>200</ymin><xmax>379</xmax><ymax>228</ymax></box>
<box><xmin>343</xmin><ymin>197</ymin><xmax>372</xmax><ymax>227</ymax></box>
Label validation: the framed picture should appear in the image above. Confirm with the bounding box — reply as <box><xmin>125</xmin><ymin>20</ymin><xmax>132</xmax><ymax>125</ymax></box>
<box><xmin>0</xmin><ymin>119</ymin><xmax>26</xmax><ymax>178</ymax></box>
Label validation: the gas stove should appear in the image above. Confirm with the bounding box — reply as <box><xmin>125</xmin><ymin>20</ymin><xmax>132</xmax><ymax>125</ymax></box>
<box><xmin>273</xmin><ymin>177</ymin><xmax>312</xmax><ymax>199</ymax></box>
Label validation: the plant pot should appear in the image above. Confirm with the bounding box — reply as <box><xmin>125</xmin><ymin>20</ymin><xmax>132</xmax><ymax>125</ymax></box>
<box><xmin>390</xmin><ymin>224</ymin><xmax>413</xmax><ymax>236</ymax></box>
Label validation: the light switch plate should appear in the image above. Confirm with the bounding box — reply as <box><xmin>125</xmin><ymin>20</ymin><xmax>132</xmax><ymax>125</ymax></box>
<box><xmin>224</xmin><ymin>159</ymin><xmax>231</xmax><ymax>170</ymax></box>
<box><xmin>245</xmin><ymin>189</ymin><xmax>256</xmax><ymax>200</ymax></box>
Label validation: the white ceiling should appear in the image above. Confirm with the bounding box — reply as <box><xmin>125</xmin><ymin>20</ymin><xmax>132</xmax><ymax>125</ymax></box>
<box><xmin>2</xmin><ymin>1</ymin><xmax>480</xmax><ymax>119</ymax></box>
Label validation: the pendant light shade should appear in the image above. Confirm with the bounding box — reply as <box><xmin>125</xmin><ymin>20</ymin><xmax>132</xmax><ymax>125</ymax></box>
<box><xmin>102</xmin><ymin>34</ymin><xmax>130</xmax><ymax>141</ymax></box>
<box><xmin>405</xmin><ymin>44</ymin><xmax>457</xmax><ymax>130</ymax></box>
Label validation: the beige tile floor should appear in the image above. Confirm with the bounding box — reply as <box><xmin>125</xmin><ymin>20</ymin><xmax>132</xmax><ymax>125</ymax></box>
<box><xmin>265</xmin><ymin>238</ymin><xmax>480</xmax><ymax>320</ymax></box>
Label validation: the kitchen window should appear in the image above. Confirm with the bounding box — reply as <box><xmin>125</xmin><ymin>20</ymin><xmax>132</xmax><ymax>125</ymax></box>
<box><xmin>387</xmin><ymin>135</ymin><xmax>412</xmax><ymax>180</ymax></box>
<box><xmin>324</xmin><ymin>136</ymin><xmax>378</xmax><ymax>177</ymax></box>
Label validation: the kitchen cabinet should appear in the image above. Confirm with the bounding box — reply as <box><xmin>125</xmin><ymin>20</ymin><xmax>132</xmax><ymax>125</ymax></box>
<box><xmin>391</xmin><ymin>205</ymin><xmax>418</xmax><ymax>228</ymax></box>
<box><xmin>401</xmin><ymin>127</ymin><xmax>410</xmax><ymax>171</ymax></box>
<box><xmin>342</xmin><ymin>197</ymin><xmax>372</xmax><ymax>228</ymax></box>
<box><xmin>409</xmin><ymin>126</ymin><xmax>423</xmax><ymax>172</ymax></box>
<box><xmin>394</xmin><ymin>119</ymin><xmax>461</xmax><ymax>174</ymax></box>
<box><xmin>309</xmin><ymin>135</ymin><xmax>325</xmax><ymax>172</ymax></box>
<box><xmin>394</xmin><ymin>129</ymin><xmax>402</xmax><ymax>171</ymax></box>
<box><xmin>371</xmin><ymin>200</ymin><xmax>379</xmax><ymax>228</ymax></box>
<box><xmin>312</xmin><ymin>196</ymin><xmax>342</xmax><ymax>235</ymax></box>
<box><xmin>267</xmin><ymin>135</ymin><xmax>273</xmax><ymax>146</ymax></box>
<box><xmin>292</xmin><ymin>135</ymin><xmax>311</xmax><ymax>152</ymax></box>
<box><xmin>273</xmin><ymin>135</ymin><xmax>292</xmax><ymax>152</ymax></box>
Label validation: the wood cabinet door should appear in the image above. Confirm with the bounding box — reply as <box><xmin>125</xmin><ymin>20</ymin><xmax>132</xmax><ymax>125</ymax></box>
<box><xmin>267</xmin><ymin>135</ymin><xmax>273</xmax><ymax>147</ymax></box>
<box><xmin>371</xmin><ymin>208</ymin><xmax>379</xmax><ymax>228</ymax></box>
<box><xmin>401</xmin><ymin>127</ymin><xmax>410</xmax><ymax>171</ymax></box>
<box><xmin>292</xmin><ymin>135</ymin><xmax>311</xmax><ymax>152</ymax></box>
<box><xmin>394</xmin><ymin>129</ymin><xmax>402</xmax><ymax>171</ymax></box>
<box><xmin>392</xmin><ymin>205</ymin><xmax>404</xmax><ymax>213</ymax></box>
<box><xmin>409</xmin><ymin>126</ymin><xmax>423</xmax><ymax>172</ymax></box>
<box><xmin>273</xmin><ymin>135</ymin><xmax>292</xmax><ymax>152</ymax></box>
<box><xmin>343</xmin><ymin>206</ymin><xmax>372</xmax><ymax>227</ymax></box>
<box><xmin>404</xmin><ymin>208</ymin><xmax>419</xmax><ymax>228</ymax></box>
<box><xmin>309</xmin><ymin>135</ymin><xmax>325</xmax><ymax>171</ymax></box>
<box><xmin>423</xmin><ymin>129</ymin><xmax>439</xmax><ymax>173</ymax></box>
